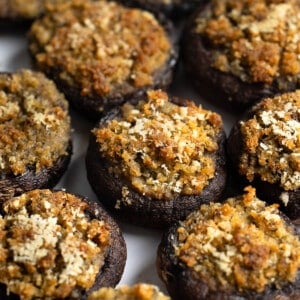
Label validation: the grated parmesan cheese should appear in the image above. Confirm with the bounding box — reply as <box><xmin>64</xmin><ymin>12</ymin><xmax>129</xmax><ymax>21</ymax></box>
<box><xmin>175</xmin><ymin>186</ymin><xmax>300</xmax><ymax>293</ymax></box>
<box><xmin>0</xmin><ymin>189</ymin><xmax>111</xmax><ymax>300</ymax></box>
<box><xmin>239</xmin><ymin>91</ymin><xmax>300</xmax><ymax>190</ymax></box>
<box><xmin>195</xmin><ymin>0</ymin><xmax>300</xmax><ymax>86</ymax></box>
<box><xmin>93</xmin><ymin>90</ymin><xmax>223</xmax><ymax>200</ymax></box>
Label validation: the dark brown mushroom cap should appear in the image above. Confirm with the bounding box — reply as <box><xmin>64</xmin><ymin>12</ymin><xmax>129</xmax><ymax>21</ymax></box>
<box><xmin>85</xmin><ymin>94</ymin><xmax>227</xmax><ymax>228</ymax></box>
<box><xmin>228</xmin><ymin>122</ymin><xmax>300</xmax><ymax>219</ymax></box>
<box><xmin>157</xmin><ymin>220</ymin><xmax>300</xmax><ymax>300</ymax></box>
<box><xmin>28</xmin><ymin>0</ymin><xmax>178</xmax><ymax>120</ymax></box>
<box><xmin>182</xmin><ymin>0</ymin><xmax>300</xmax><ymax>112</ymax></box>
<box><xmin>0</xmin><ymin>69</ymin><xmax>72</xmax><ymax>203</ymax></box>
<box><xmin>79</xmin><ymin>193</ymin><xmax>127</xmax><ymax>298</ymax></box>
<box><xmin>157</xmin><ymin>194</ymin><xmax>300</xmax><ymax>300</ymax></box>
<box><xmin>0</xmin><ymin>141</ymin><xmax>72</xmax><ymax>203</ymax></box>
<box><xmin>0</xmin><ymin>190</ymin><xmax>127</xmax><ymax>300</ymax></box>
<box><xmin>227</xmin><ymin>92</ymin><xmax>300</xmax><ymax>220</ymax></box>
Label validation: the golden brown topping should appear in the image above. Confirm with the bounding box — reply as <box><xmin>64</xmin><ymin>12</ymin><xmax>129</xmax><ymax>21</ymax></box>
<box><xmin>29</xmin><ymin>0</ymin><xmax>172</xmax><ymax>97</ymax></box>
<box><xmin>0</xmin><ymin>69</ymin><xmax>71</xmax><ymax>175</ymax></box>
<box><xmin>196</xmin><ymin>0</ymin><xmax>300</xmax><ymax>85</ymax></box>
<box><xmin>176</xmin><ymin>186</ymin><xmax>300</xmax><ymax>293</ymax></box>
<box><xmin>88</xmin><ymin>283</ymin><xmax>170</xmax><ymax>300</ymax></box>
<box><xmin>239</xmin><ymin>91</ymin><xmax>300</xmax><ymax>191</ymax></box>
<box><xmin>0</xmin><ymin>189</ymin><xmax>111</xmax><ymax>300</ymax></box>
<box><xmin>0</xmin><ymin>0</ymin><xmax>45</xmax><ymax>19</ymax></box>
<box><xmin>93</xmin><ymin>90</ymin><xmax>222</xmax><ymax>200</ymax></box>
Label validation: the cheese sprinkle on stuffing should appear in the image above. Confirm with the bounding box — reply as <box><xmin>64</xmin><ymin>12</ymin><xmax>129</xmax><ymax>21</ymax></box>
<box><xmin>196</xmin><ymin>0</ymin><xmax>300</xmax><ymax>87</ymax></box>
<box><xmin>88</xmin><ymin>283</ymin><xmax>170</xmax><ymax>300</ymax></box>
<box><xmin>0</xmin><ymin>69</ymin><xmax>70</xmax><ymax>175</ymax></box>
<box><xmin>93</xmin><ymin>90</ymin><xmax>222</xmax><ymax>200</ymax></box>
<box><xmin>0</xmin><ymin>0</ymin><xmax>44</xmax><ymax>19</ymax></box>
<box><xmin>29</xmin><ymin>0</ymin><xmax>172</xmax><ymax>97</ymax></box>
<box><xmin>176</xmin><ymin>186</ymin><xmax>300</xmax><ymax>293</ymax></box>
<box><xmin>239</xmin><ymin>91</ymin><xmax>300</xmax><ymax>191</ymax></box>
<box><xmin>0</xmin><ymin>189</ymin><xmax>111</xmax><ymax>300</ymax></box>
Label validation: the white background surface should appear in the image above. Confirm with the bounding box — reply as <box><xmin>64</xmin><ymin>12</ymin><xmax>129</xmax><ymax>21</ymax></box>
<box><xmin>0</xmin><ymin>22</ymin><xmax>238</xmax><ymax>294</ymax></box>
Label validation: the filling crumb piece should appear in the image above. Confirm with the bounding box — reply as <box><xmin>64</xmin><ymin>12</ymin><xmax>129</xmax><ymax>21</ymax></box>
<box><xmin>239</xmin><ymin>91</ymin><xmax>300</xmax><ymax>191</ymax></box>
<box><xmin>0</xmin><ymin>69</ymin><xmax>71</xmax><ymax>175</ymax></box>
<box><xmin>0</xmin><ymin>0</ymin><xmax>44</xmax><ymax>18</ymax></box>
<box><xmin>196</xmin><ymin>0</ymin><xmax>300</xmax><ymax>85</ymax></box>
<box><xmin>175</xmin><ymin>186</ymin><xmax>300</xmax><ymax>293</ymax></box>
<box><xmin>93</xmin><ymin>90</ymin><xmax>222</xmax><ymax>200</ymax></box>
<box><xmin>88</xmin><ymin>283</ymin><xmax>170</xmax><ymax>300</ymax></box>
<box><xmin>29</xmin><ymin>0</ymin><xmax>172</xmax><ymax>97</ymax></box>
<box><xmin>0</xmin><ymin>189</ymin><xmax>111</xmax><ymax>300</ymax></box>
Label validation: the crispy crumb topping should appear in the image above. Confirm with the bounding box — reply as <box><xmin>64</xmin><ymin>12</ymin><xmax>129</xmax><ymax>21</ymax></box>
<box><xmin>238</xmin><ymin>91</ymin><xmax>300</xmax><ymax>191</ymax></box>
<box><xmin>88</xmin><ymin>283</ymin><xmax>170</xmax><ymax>300</ymax></box>
<box><xmin>93</xmin><ymin>89</ymin><xmax>222</xmax><ymax>200</ymax></box>
<box><xmin>0</xmin><ymin>69</ymin><xmax>71</xmax><ymax>175</ymax></box>
<box><xmin>175</xmin><ymin>186</ymin><xmax>300</xmax><ymax>293</ymax></box>
<box><xmin>195</xmin><ymin>0</ymin><xmax>300</xmax><ymax>85</ymax></box>
<box><xmin>0</xmin><ymin>0</ymin><xmax>44</xmax><ymax>19</ymax></box>
<box><xmin>28</xmin><ymin>0</ymin><xmax>172</xmax><ymax>98</ymax></box>
<box><xmin>0</xmin><ymin>189</ymin><xmax>111</xmax><ymax>300</ymax></box>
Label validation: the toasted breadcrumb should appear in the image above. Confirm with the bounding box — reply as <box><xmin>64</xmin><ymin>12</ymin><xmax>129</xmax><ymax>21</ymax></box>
<box><xmin>93</xmin><ymin>90</ymin><xmax>222</xmax><ymax>199</ymax></box>
<box><xmin>0</xmin><ymin>69</ymin><xmax>70</xmax><ymax>175</ymax></box>
<box><xmin>196</xmin><ymin>0</ymin><xmax>300</xmax><ymax>86</ymax></box>
<box><xmin>239</xmin><ymin>91</ymin><xmax>300</xmax><ymax>191</ymax></box>
<box><xmin>0</xmin><ymin>189</ymin><xmax>111</xmax><ymax>300</ymax></box>
<box><xmin>176</xmin><ymin>186</ymin><xmax>300</xmax><ymax>293</ymax></box>
<box><xmin>29</xmin><ymin>0</ymin><xmax>172</xmax><ymax>97</ymax></box>
<box><xmin>88</xmin><ymin>283</ymin><xmax>170</xmax><ymax>300</ymax></box>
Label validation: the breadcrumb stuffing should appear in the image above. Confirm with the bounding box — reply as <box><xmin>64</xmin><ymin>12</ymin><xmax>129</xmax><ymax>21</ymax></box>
<box><xmin>175</xmin><ymin>186</ymin><xmax>300</xmax><ymax>293</ymax></box>
<box><xmin>0</xmin><ymin>189</ymin><xmax>111</xmax><ymax>300</ymax></box>
<box><xmin>88</xmin><ymin>283</ymin><xmax>170</xmax><ymax>300</ymax></box>
<box><xmin>238</xmin><ymin>91</ymin><xmax>300</xmax><ymax>191</ymax></box>
<box><xmin>0</xmin><ymin>69</ymin><xmax>71</xmax><ymax>175</ymax></box>
<box><xmin>196</xmin><ymin>0</ymin><xmax>300</xmax><ymax>86</ymax></box>
<box><xmin>28</xmin><ymin>0</ymin><xmax>172</xmax><ymax>98</ymax></box>
<box><xmin>0</xmin><ymin>0</ymin><xmax>44</xmax><ymax>19</ymax></box>
<box><xmin>93</xmin><ymin>89</ymin><xmax>222</xmax><ymax>200</ymax></box>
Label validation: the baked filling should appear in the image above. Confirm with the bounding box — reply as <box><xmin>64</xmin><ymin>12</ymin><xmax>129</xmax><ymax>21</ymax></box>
<box><xmin>29</xmin><ymin>0</ymin><xmax>172</xmax><ymax>97</ymax></box>
<box><xmin>239</xmin><ymin>91</ymin><xmax>300</xmax><ymax>191</ymax></box>
<box><xmin>0</xmin><ymin>69</ymin><xmax>71</xmax><ymax>175</ymax></box>
<box><xmin>93</xmin><ymin>89</ymin><xmax>222</xmax><ymax>200</ymax></box>
<box><xmin>195</xmin><ymin>0</ymin><xmax>300</xmax><ymax>86</ymax></box>
<box><xmin>0</xmin><ymin>189</ymin><xmax>111</xmax><ymax>300</ymax></box>
<box><xmin>88</xmin><ymin>283</ymin><xmax>170</xmax><ymax>300</ymax></box>
<box><xmin>0</xmin><ymin>0</ymin><xmax>44</xmax><ymax>19</ymax></box>
<box><xmin>175</xmin><ymin>186</ymin><xmax>300</xmax><ymax>293</ymax></box>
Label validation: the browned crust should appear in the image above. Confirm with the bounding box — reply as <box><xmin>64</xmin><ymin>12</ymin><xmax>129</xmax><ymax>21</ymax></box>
<box><xmin>227</xmin><ymin>120</ymin><xmax>300</xmax><ymax>220</ymax></box>
<box><xmin>0</xmin><ymin>191</ymin><xmax>127</xmax><ymax>300</ymax></box>
<box><xmin>182</xmin><ymin>3</ymin><xmax>298</xmax><ymax>112</ymax></box>
<box><xmin>28</xmin><ymin>11</ymin><xmax>178</xmax><ymax>121</ymax></box>
<box><xmin>157</xmin><ymin>219</ymin><xmax>300</xmax><ymax>300</ymax></box>
<box><xmin>80</xmin><ymin>195</ymin><xmax>127</xmax><ymax>298</ymax></box>
<box><xmin>85</xmin><ymin>98</ymin><xmax>227</xmax><ymax>228</ymax></box>
<box><xmin>50</xmin><ymin>52</ymin><xmax>177</xmax><ymax>120</ymax></box>
<box><xmin>0</xmin><ymin>2</ymin><xmax>44</xmax><ymax>23</ymax></box>
<box><xmin>0</xmin><ymin>141</ymin><xmax>72</xmax><ymax>203</ymax></box>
